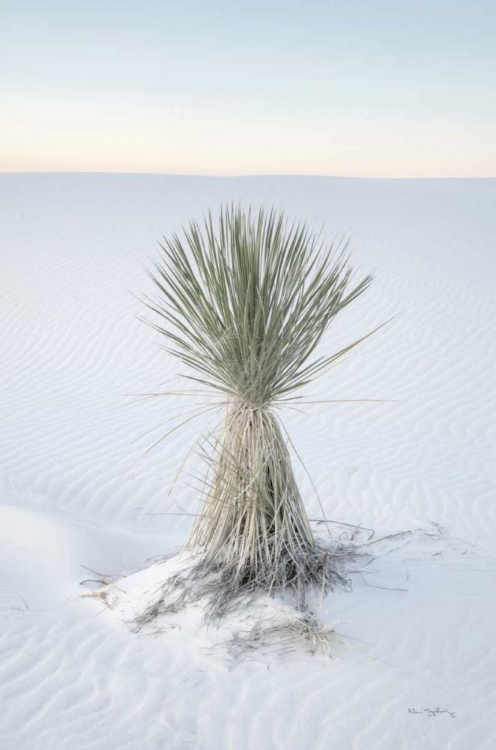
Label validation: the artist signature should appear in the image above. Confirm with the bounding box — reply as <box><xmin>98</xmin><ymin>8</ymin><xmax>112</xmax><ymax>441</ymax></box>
<box><xmin>408</xmin><ymin>707</ymin><xmax>456</xmax><ymax>719</ymax></box>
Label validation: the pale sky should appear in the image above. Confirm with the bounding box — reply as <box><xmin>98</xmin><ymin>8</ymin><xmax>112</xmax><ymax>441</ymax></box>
<box><xmin>1</xmin><ymin>0</ymin><xmax>495</xmax><ymax>176</ymax></box>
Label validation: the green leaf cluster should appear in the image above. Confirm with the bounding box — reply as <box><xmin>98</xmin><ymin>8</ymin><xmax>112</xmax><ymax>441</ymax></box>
<box><xmin>145</xmin><ymin>205</ymin><xmax>372</xmax><ymax>405</ymax></box>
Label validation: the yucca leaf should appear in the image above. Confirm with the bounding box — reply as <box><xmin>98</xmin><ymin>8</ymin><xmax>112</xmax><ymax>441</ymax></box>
<box><xmin>145</xmin><ymin>205</ymin><xmax>372</xmax><ymax>406</ymax></box>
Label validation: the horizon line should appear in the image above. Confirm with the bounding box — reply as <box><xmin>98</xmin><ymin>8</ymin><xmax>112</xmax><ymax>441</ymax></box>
<box><xmin>1</xmin><ymin>171</ymin><xmax>495</xmax><ymax>180</ymax></box>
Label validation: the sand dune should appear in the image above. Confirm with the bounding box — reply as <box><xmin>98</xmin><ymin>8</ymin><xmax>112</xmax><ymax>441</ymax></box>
<box><xmin>1</xmin><ymin>174</ymin><xmax>495</xmax><ymax>749</ymax></box>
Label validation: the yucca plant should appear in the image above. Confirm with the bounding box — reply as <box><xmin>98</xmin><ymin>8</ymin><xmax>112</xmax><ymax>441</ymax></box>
<box><xmin>144</xmin><ymin>206</ymin><xmax>373</xmax><ymax>610</ymax></box>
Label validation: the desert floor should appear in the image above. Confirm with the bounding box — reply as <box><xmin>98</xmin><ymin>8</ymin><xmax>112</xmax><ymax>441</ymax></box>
<box><xmin>1</xmin><ymin>174</ymin><xmax>495</xmax><ymax>749</ymax></box>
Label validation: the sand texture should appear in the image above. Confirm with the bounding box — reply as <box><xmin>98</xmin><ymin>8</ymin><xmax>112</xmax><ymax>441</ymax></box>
<box><xmin>1</xmin><ymin>174</ymin><xmax>495</xmax><ymax>749</ymax></box>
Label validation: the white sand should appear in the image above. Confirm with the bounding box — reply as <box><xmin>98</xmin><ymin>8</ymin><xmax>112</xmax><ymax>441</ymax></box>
<box><xmin>1</xmin><ymin>174</ymin><xmax>495</xmax><ymax>749</ymax></box>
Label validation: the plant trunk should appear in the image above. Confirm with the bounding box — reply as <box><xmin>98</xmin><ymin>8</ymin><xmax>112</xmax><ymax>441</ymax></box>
<box><xmin>188</xmin><ymin>402</ymin><xmax>319</xmax><ymax>589</ymax></box>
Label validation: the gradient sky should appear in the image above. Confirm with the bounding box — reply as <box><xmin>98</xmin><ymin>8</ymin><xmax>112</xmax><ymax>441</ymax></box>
<box><xmin>1</xmin><ymin>0</ymin><xmax>495</xmax><ymax>176</ymax></box>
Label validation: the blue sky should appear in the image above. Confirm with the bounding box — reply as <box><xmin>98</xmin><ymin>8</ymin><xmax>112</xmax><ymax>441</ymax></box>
<box><xmin>1</xmin><ymin>0</ymin><xmax>495</xmax><ymax>175</ymax></box>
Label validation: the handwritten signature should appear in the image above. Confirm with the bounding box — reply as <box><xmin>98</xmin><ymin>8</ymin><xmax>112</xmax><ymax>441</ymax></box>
<box><xmin>408</xmin><ymin>707</ymin><xmax>456</xmax><ymax>719</ymax></box>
